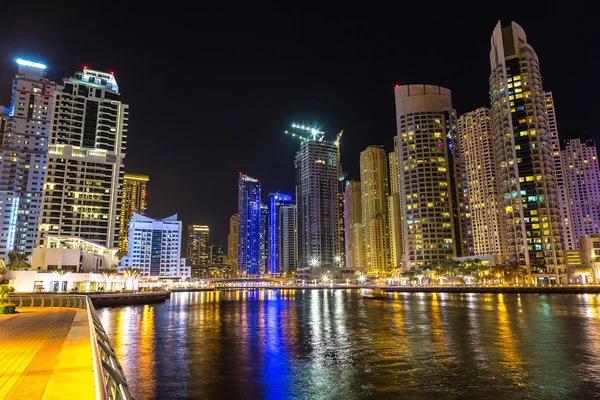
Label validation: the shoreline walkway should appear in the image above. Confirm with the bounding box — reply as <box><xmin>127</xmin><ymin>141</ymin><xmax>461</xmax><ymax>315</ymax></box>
<box><xmin>0</xmin><ymin>307</ymin><xmax>96</xmax><ymax>400</ymax></box>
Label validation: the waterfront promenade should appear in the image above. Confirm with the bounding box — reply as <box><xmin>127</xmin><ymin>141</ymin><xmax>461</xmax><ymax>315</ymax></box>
<box><xmin>0</xmin><ymin>307</ymin><xmax>95</xmax><ymax>400</ymax></box>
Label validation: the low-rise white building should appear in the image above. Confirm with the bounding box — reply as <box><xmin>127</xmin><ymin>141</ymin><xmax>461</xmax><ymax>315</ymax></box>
<box><xmin>30</xmin><ymin>235</ymin><xmax>119</xmax><ymax>273</ymax></box>
<box><xmin>119</xmin><ymin>213</ymin><xmax>185</xmax><ymax>278</ymax></box>
<box><xmin>6</xmin><ymin>270</ymin><xmax>125</xmax><ymax>292</ymax></box>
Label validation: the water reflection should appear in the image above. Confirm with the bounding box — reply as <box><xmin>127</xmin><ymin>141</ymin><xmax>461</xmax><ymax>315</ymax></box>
<box><xmin>100</xmin><ymin>291</ymin><xmax>600</xmax><ymax>399</ymax></box>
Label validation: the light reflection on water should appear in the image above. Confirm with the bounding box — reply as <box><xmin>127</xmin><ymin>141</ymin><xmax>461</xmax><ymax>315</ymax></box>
<box><xmin>99</xmin><ymin>290</ymin><xmax>600</xmax><ymax>399</ymax></box>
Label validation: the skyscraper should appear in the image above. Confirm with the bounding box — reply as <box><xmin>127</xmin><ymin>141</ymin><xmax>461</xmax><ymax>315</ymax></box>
<box><xmin>360</xmin><ymin>146</ymin><xmax>391</xmax><ymax>275</ymax></box>
<box><xmin>394</xmin><ymin>84</ymin><xmax>470</xmax><ymax>269</ymax></box>
<box><xmin>238</xmin><ymin>173</ymin><xmax>261</xmax><ymax>276</ymax></box>
<box><xmin>187</xmin><ymin>225</ymin><xmax>209</xmax><ymax>265</ymax></box>
<box><xmin>119</xmin><ymin>213</ymin><xmax>182</xmax><ymax>278</ymax></box>
<box><xmin>227</xmin><ymin>213</ymin><xmax>239</xmax><ymax>270</ymax></box>
<box><xmin>209</xmin><ymin>243</ymin><xmax>225</xmax><ymax>265</ymax></box>
<box><xmin>295</xmin><ymin>139</ymin><xmax>340</xmax><ymax>278</ymax></box>
<box><xmin>561</xmin><ymin>139</ymin><xmax>600</xmax><ymax>249</ymax></box>
<box><xmin>38</xmin><ymin>67</ymin><xmax>127</xmax><ymax>248</ymax></box>
<box><xmin>545</xmin><ymin>92</ymin><xmax>572</xmax><ymax>250</ymax></box>
<box><xmin>457</xmin><ymin>108</ymin><xmax>505</xmax><ymax>257</ymax></box>
<box><xmin>490</xmin><ymin>21</ymin><xmax>564</xmax><ymax>281</ymax></box>
<box><xmin>388</xmin><ymin>149</ymin><xmax>403</xmax><ymax>269</ymax></box>
<box><xmin>0</xmin><ymin>59</ymin><xmax>55</xmax><ymax>259</ymax></box>
<box><xmin>268</xmin><ymin>192</ymin><xmax>297</xmax><ymax>275</ymax></box>
<box><xmin>118</xmin><ymin>173</ymin><xmax>148</xmax><ymax>255</ymax></box>
<box><xmin>259</xmin><ymin>203</ymin><xmax>268</xmax><ymax>275</ymax></box>
<box><xmin>343</xmin><ymin>181</ymin><xmax>363</xmax><ymax>268</ymax></box>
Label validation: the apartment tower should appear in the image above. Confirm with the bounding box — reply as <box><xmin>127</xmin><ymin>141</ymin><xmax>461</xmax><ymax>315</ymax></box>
<box><xmin>238</xmin><ymin>173</ymin><xmax>261</xmax><ymax>276</ymax></box>
<box><xmin>394</xmin><ymin>84</ymin><xmax>470</xmax><ymax>269</ymax></box>
<box><xmin>490</xmin><ymin>21</ymin><xmax>564</xmax><ymax>280</ymax></box>
<box><xmin>38</xmin><ymin>68</ymin><xmax>127</xmax><ymax>248</ymax></box>
<box><xmin>457</xmin><ymin>108</ymin><xmax>505</xmax><ymax>257</ymax></box>
<box><xmin>360</xmin><ymin>145</ymin><xmax>391</xmax><ymax>275</ymax></box>
<box><xmin>343</xmin><ymin>181</ymin><xmax>363</xmax><ymax>268</ymax></box>
<box><xmin>187</xmin><ymin>225</ymin><xmax>209</xmax><ymax>266</ymax></box>
<box><xmin>118</xmin><ymin>173</ymin><xmax>148</xmax><ymax>254</ymax></box>
<box><xmin>561</xmin><ymin>139</ymin><xmax>600</xmax><ymax>248</ymax></box>
<box><xmin>0</xmin><ymin>59</ymin><xmax>55</xmax><ymax>259</ymax></box>
<box><xmin>295</xmin><ymin>139</ymin><xmax>340</xmax><ymax>278</ymax></box>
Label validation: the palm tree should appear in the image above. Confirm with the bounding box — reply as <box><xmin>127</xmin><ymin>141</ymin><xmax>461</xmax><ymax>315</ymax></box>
<box><xmin>99</xmin><ymin>268</ymin><xmax>118</xmax><ymax>291</ymax></box>
<box><xmin>572</xmin><ymin>267</ymin><xmax>593</xmax><ymax>284</ymax></box>
<box><xmin>0</xmin><ymin>262</ymin><xmax>7</xmax><ymax>284</ymax></box>
<box><xmin>7</xmin><ymin>252</ymin><xmax>29</xmax><ymax>271</ymax></box>
<box><xmin>121</xmin><ymin>268</ymin><xmax>141</xmax><ymax>290</ymax></box>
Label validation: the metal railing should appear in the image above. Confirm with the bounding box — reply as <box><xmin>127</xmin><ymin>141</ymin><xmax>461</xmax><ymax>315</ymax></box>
<box><xmin>7</xmin><ymin>294</ymin><xmax>136</xmax><ymax>400</ymax></box>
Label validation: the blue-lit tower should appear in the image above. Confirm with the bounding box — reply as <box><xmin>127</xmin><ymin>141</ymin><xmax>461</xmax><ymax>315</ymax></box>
<box><xmin>238</xmin><ymin>173</ymin><xmax>261</xmax><ymax>276</ymax></box>
<box><xmin>268</xmin><ymin>192</ymin><xmax>296</xmax><ymax>275</ymax></box>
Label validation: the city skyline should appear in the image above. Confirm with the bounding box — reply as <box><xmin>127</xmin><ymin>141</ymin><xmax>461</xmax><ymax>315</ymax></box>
<box><xmin>0</xmin><ymin>10</ymin><xmax>592</xmax><ymax>245</ymax></box>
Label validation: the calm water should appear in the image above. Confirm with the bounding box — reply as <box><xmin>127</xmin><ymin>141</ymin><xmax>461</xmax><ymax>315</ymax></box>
<box><xmin>99</xmin><ymin>290</ymin><xmax>600</xmax><ymax>399</ymax></box>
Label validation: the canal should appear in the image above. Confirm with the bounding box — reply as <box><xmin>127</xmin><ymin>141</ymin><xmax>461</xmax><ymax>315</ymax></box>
<box><xmin>98</xmin><ymin>290</ymin><xmax>600</xmax><ymax>399</ymax></box>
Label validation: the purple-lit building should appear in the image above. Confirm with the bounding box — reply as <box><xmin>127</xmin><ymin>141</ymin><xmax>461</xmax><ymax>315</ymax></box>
<box><xmin>561</xmin><ymin>139</ymin><xmax>600</xmax><ymax>249</ymax></box>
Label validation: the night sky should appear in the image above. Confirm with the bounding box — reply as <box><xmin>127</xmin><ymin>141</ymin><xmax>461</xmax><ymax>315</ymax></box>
<box><xmin>0</xmin><ymin>6</ymin><xmax>595</xmax><ymax>246</ymax></box>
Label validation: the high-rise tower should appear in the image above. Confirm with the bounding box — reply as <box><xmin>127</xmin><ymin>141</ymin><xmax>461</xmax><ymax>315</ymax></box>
<box><xmin>343</xmin><ymin>181</ymin><xmax>363</xmax><ymax>268</ymax></box>
<box><xmin>295</xmin><ymin>137</ymin><xmax>340</xmax><ymax>278</ymax></box>
<box><xmin>227</xmin><ymin>213</ymin><xmax>239</xmax><ymax>270</ymax></box>
<box><xmin>259</xmin><ymin>203</ymin><xmax>268</xmax><ymax>275</ymax></box>
<box><xmin>457</xmin><ymin>108</ymin><xmax>505</xmax><ymax>257</ymax></box>
<box><xmin>490</xmin><ymin>21</ymin><xmax>564</xmax><ymax>281</ymax></box>
<box><xmin>0</xmin><ymin>59</ymin><xmax>56</xmax><ymax>259</ymax></box>
<box><xmin>268</xmin><ymin>192</ymin><xmax>297</xmax><ymax>275</ymax></box>
<box><xmin>360</xmin><ymin>146</ymin><xmax>390</xmax><ymax>275</ymax></box>
<box><xmin>118</xmin><ymin>173</ymin><xmax>148</xmax><ymax>255</ymax></box>
<box><xmin>38</xmin><ymin>67</ymin><xmax>127</xmax><ymax>248</ymax></box>
<box><xmin>238</xmin><ymin>173</ymin><xmax>261</xmax><ymax>276</ymax></box>
<box><xmin>388</xmin><ymin>148</ymin><xmax>403</xmax><ymax>269</ymax></box>
<box><xmin>394</xmin><ymin>84</ymin><xmax>470</xmax><ymax>269</ymax></box>
<box><xmin>187</xmin><ymin>225</ymin><xmax>209</xmax><ymax>265</ymax></box>
<box><xmin>561</xmin><ymin>139</ymin><xmax>600</xmax><ymax>248</ymax></box>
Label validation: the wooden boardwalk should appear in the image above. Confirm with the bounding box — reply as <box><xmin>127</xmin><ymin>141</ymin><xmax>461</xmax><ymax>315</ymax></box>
<box><xmin>0</xmin><ymin>307</ymin><xmax>96</xmax><ymax>400</ymax></box>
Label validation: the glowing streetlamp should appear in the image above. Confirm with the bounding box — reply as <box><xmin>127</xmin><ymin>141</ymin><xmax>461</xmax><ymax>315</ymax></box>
<box><xmin>357</xmin><ymin>274</ymin><xmax>367</xmax><ymax>285</ymax></box>
<box><xmin>310</xmin><ymin>258</ymin><xmax>320</xmax><ymax>268</ymax></box>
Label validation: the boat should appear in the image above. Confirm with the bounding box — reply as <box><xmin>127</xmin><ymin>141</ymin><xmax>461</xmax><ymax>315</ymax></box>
<box><xmin>360</xmin><ymin>288</ymin><xmax>388</xmax><ymax>299</ymax></box>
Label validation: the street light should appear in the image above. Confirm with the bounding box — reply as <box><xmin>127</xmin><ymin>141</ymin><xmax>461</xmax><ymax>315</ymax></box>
<box><xmin>310</xmin><ymin>258</ymin><xmax>319</xmax><ymax>267</ymax></box>
<box><xmin>357</xmin><ymin>274</ymin><xmax>367</xmax><ymax>285</ymax></box>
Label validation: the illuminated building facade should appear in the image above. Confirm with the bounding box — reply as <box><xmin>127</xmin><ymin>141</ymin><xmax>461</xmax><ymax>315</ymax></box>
<box><xmin>38</xmin><ymin>67</ymin><xmax>127</xmax><ymax>248</ymax></box>
<box><xmin>457</xmin><ymin>108</ymin><xmax>505</xmax><ymax>257</ymax></box>
<box><xmin>360</xmin><ymin>146</ymin><xmax>391</xmax><ymax>275</ymax></box>
<box><xmin>295</xmin><ymin>139</ymin><xmax>340</xmax><ymax>278</ymax></box>
<box><xmin>238</xmin><ymin>173</ymin><xmax>261</xmax><ymax>276</ymax></box>
<box><xmin>343</xmin><ymin>181</ymin><xmax>363</xmax><ymax>268</ymax></box>
<box><xmin>394</xmin><ymin>84</ymin><xmax>470</xmax><ymax>269</ymax></box>
<box><xmin>259</xmin><ymin>203</ymin><xmax>268</xmax><ymax>274</ymax></box>
<box><xmin>268</xmin><ymin>192</ymin><xmax>297</xmax><ymax>275</ymax></box>
<box><xmin>490</xmin><ymin>21</ymin><xmax>564</xmax><ymax>281</ymax></box>
<box><xmin>227</xmin><ymin>213</ymin><xmax>239</xmax><ymax>270</ymax></box>
<box><xmin>388</xmin><ymin>149</ymin><xmax>403</xmax><ymax>268</ymax></box>
<box><xmin>0</xmin><ymin>59</ymin><xmax>55</xmax><ymax>260</ymax></box>
<box><xmin>118</xmin><ymin>173</ymin><xmax>148</xmax><ymax>254</ymax></box>
<box><xmin>119</xmin><ymin>213</ymin><xmax>183</xmax><ymax>278</ymax></box>
<box><xmin>209</xmin><ymin>243</ymin><xmax>225</xmax><ymax>265</ymax></box>
<box><xmin>187</xmin><ymin>224</ymin><xmax>209</xmax><ymax>265</ymax></box>
<box><xmin>561</xmin><ymin>139</ymin><xmax>600</xmax><ymax>248</ymax></box>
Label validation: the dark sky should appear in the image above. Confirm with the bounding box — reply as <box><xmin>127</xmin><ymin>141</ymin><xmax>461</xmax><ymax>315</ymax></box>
<box><xmin>1</xmin><ymin>6</ymin><xmax>596</xmax><ymax>246</ymax></box>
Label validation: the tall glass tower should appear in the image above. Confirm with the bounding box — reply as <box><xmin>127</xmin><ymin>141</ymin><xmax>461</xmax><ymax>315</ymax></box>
<box><xmin>268</xmin><ymin>192</ymin><xmax>296</xmax><ymax>275</ymax></box>
<box><xmin>238</xmin><ymin>173</ymin><xmax>261</xmax><ymax>276</ymax></box>
<box><xmin>490</xmin><ymin>21</ymin><xmax>564</xmax><ymax>282</ymax></box>
<box><xmin>295</xmin><ymin>139</ymin><xmax>340</xmax><ymax>278</ymax></box>
<box><xmin>0</xmin><ymin>59</ymin><xmax>56</xmax><ymax>259</ymax></box>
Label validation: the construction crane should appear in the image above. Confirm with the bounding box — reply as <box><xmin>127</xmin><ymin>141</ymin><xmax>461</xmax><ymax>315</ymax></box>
<box><xmin>284</xmin><ymin>123</ymin><xmax>325</xmax><ymax>143</ymax></box>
